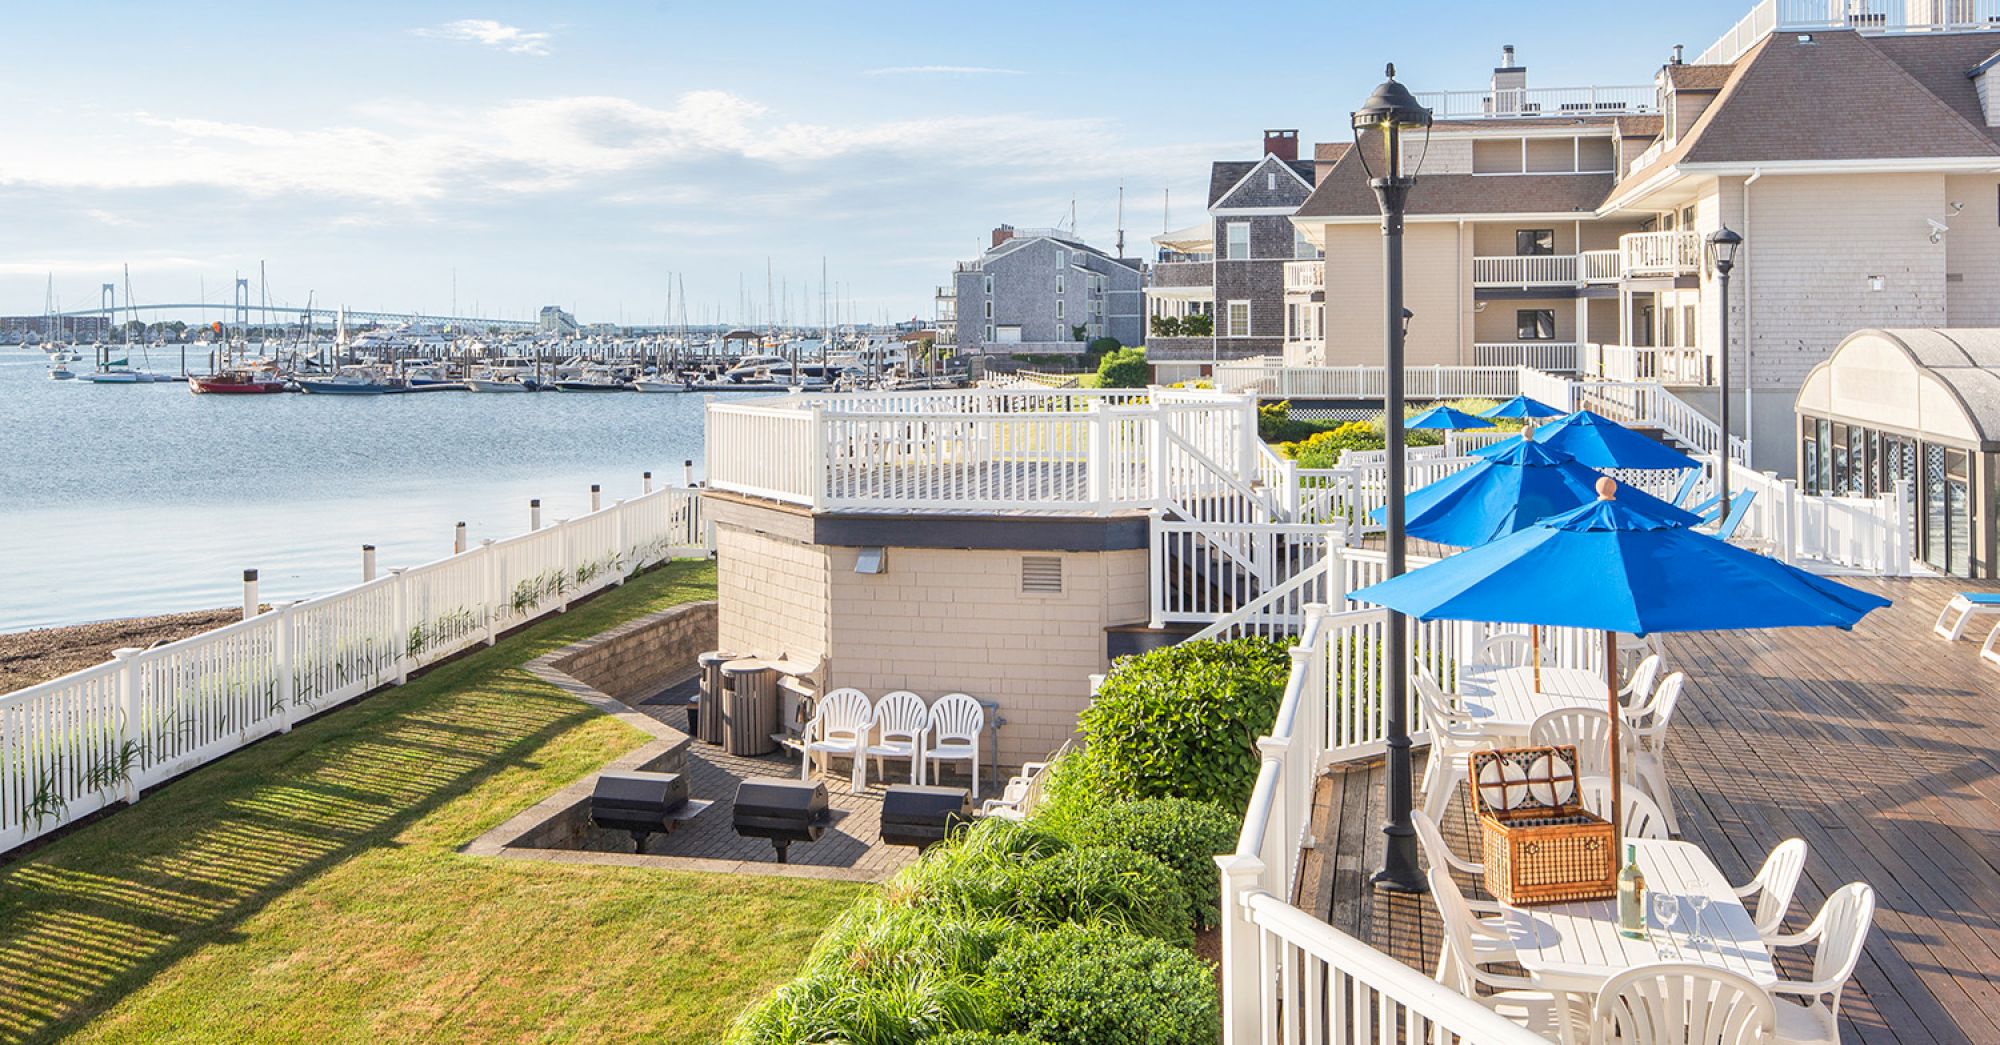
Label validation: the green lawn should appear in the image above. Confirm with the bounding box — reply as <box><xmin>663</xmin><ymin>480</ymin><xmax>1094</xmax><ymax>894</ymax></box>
<box><xmin>0</xmin><ymin>561</ymin><xmax>869</xmax><ymax>1044</ymax></box>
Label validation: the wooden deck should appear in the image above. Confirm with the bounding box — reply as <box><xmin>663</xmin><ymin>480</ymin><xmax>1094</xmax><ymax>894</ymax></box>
<box><xmin>1296</xmin><ymin>576</ymin><xmax>2000</xmax><ymax>1045</ymax></box>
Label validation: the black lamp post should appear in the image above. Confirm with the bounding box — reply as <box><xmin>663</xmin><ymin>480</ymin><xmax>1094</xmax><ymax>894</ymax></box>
<box><xmin>1706</xmin><ymin>225</ymin><xmax>1743</xmax><ymax>519</ymax></box>
<box><xmin>1353</xmin><ymin>63</ymin><xmax>1432</xmax><ymax>895</ymax></box>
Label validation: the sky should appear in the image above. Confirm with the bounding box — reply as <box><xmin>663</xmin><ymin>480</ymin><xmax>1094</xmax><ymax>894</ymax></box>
<box><xmin>0</xmin><ymin>0</ymin><xmax>1754</xmax><ymax>327</ymax></box>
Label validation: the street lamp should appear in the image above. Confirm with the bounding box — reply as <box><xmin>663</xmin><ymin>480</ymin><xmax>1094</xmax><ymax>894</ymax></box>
<box><xmin>1707</xmin><ymin>225</ymin><xmax>1743</xmax><ymax>519</ymax></box>
<box><xmin>1353</xmin><ymin>63</ymin><xmax>1432</xmax><ymax>895</ymax></box>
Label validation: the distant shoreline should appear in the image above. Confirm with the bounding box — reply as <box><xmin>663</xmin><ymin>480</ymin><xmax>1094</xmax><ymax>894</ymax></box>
<box><xmin>0</xmin><ymin>608</ymin><xmax>241</xmax><ymax>695</ymax></box>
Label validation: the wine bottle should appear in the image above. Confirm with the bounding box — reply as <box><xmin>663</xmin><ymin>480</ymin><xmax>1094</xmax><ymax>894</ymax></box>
<box><xmin>1617</xmin><ymin>842</ymin><xmax>1648</xmax><ymax>940</ymax></box>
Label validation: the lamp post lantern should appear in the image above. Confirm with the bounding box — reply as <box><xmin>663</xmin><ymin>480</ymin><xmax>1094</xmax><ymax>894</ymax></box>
<box><xmin>1707</xmin><ymin>225</ymin><xmax>1743</xmax><ymax>520</ymax></box>
<box><xmin>1354</xmin><ymin>63</ymin><xmax>1432</xmax><ymax>894</ymax></box>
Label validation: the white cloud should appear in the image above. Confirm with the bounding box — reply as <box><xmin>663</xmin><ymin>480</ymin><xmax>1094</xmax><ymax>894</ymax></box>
<box><xmin>412</xmin><ymin>19</ymin><xmax>552</xmax><ymax>56</ymax></box>
<box><xmin>864</xmin><ymin>65</ymin><xmax>1024</xmax><ymax>76</ymax></box>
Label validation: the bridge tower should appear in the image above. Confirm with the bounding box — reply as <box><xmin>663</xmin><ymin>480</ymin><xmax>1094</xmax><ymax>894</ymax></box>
<box><xmin>234</xmin><ymin>277</ymin><xmax>251</xmax><ymax>328</ymax></box>
<box><xmin>100</xmin><ymin>283</ymin><xmax>116</xmax><ymax>341</ymax></box>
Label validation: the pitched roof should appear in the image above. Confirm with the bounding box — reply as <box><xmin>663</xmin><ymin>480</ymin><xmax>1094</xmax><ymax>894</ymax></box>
<box><xmin>1614</xmin><ymin>114</ymin><xmax>1665</xmax><ymax>138</ymax></box>
<box><xmin>1664</xmin><ymin>64</ymin><xmax>1733</xmax><ymax>90</ymax></box>
<box><xmin>1861</xmin><ymin>31</ymin><xmax>2000</xmax><ymax>147</ymax></box>
<box><xmin>1294</xmin><ymin>135</ymin><xmax>1612</xmax><ymax>218</ymax></box>
<box><xmin>1207</xmin><ymin>156</ymin><xmax>1318</xmax><ymax>206</ymax></box>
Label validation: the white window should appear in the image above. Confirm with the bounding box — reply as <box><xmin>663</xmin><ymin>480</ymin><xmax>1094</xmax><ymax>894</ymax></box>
<box><xmin>1055</xmin><ymin>249</ymin><xmax>1067</xmax><ymax>268</ymax></box>
<box><xmin>1293</xmin><ymin>227</ymin><xmax>1320</xmax><ymax>260</ymax></box>
<box><xmin>1226</xmin><ymin>300</ymin><xmax>1251</xmax><ymax>338</ymax></box>
<box><xmin>1225</xmin><ymin>222</ymin><xmax>1250</xmax><ymax>260</ymax></box>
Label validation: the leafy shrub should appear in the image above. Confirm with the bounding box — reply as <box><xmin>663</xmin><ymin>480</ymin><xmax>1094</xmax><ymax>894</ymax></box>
<box><xmin>1149</xmin><ymin>314</ymin><xmax>1182</xmax><ymax>337</ymax></box>
<box><xmin>1181</xmin><ymin>313</ymin><xmax>1213</xmax><ymax>337</ymax></box>
<box><xmin>1094</xmin><ymin>347</ymin><xmax>1149</xmax><ymax>389</ymax></box>
<box><xmin>990</xmin><ymin>925</ymin><xmax>1219</xmax><ymax>1045</ymax></box>
<box><xmin>926</xmin><ymin>1033</ymin><xmax>1047</xmax><ymax>1045</ymax></box>
<box><xmin>1015</xmin><ymin>847</ymin><xmax>1191</xmax><ymax>947</ymax></box>
<box><xmin>1086</xmin><ymin>336</ymin><xmax>1121</xmax><ymax>356</ymax></box>
<box><xmin>1025</xmin><ymin>748</ymin><xmax>1114</xmax><ymax>839</ymax></box>
<box><xmin>1065</xmin><ymin>798</ymin><xmax>1238</xmax><ymax>930</ymax></box>
<box><xmin>892</xmin><ymin>817</ymin><xmax>1071</xmax><ymax>914</ymax></box>
<box><xmin>1257</xmin><ymin>400</ymin><xmax>1340</xmax><ymax>444</ymax></box>
<box><xmin>1078</xmin><ymin>638</ymin><xmax>1292</xmax><ymax>811</ymax></box>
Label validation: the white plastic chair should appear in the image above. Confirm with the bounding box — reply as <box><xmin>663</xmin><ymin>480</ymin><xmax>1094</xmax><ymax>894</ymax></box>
<box><xmin>1578</xmin><ymin>775</ymin><xmax>1672</xmax><ymax>840</ymax></box>
<box><xmin>924</xmin><ymin>693</ymin><xmax>984</xmax><ymax>798</ymax></box>
<box><xmin>1735</xmin><ymin>838</ymin><xmax>1809</xmax><ymax>942</ymax></box>
<box><xmin>1619</xmin><ymin>654</ymin><xmax>1663</xmax><ymax>710</ymax></box>
<box><xmin>1768</xmin><ymin>883</ymin><xmax>1876</xmax><ymax>1045</ymax></box>
<box><xmin>800</xmin><ymin>688</ymin><xmax>873</xmax><ymax>794</ymax></box>
<box><xmin>1418</xmin><ymin>669</ymin><xmax>1498</xmax><ymax>825</ymax></box>
<box><xmin>1430</xmin><ymin>865</ymin><xmax>1577</xmax><ymax>1040</ymax></box>
<box><xmin>1531</xmin><ymin>707</ymin><xmax>1615</xmax><ymax>780</ymax></box>
<box><xmin>1625</xmin><ymin>673</ymin><xmax>1685</xmax><ymax>834</ymax></box>
<box><xmin>1473</xmin><ymin>631</ymin><xmax>1535</xmax><ymax>668</ymax></box>
<box><xmin>1588</xmin><ymin>963</ymin><xmax>1776</xmax><ymax>1045</ymax></box>
<box><xmin>863</xmin><ymin>690</ymin><xmax>928</xmax><ymax>788</ymax></box>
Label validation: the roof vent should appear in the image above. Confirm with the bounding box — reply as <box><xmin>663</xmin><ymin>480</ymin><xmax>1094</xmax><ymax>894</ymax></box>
<box><xmin>1797</xmin><ymin>33</ymin><xmax>1816</xmax><ymax>44</ymax></box>
<box><xmin>1021</xmin><ymin>556</ymin><xmax>1064</xmax><ymax>595</ymax></box>
<box><xmin>1672</xmin><ymin>44</ymin><xmax>1685</xmax><ymax>65</ymax></box>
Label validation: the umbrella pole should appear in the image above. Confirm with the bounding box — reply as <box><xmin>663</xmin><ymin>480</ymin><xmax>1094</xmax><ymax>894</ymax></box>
<box><xmin>1532</xmin><ymin>624</ymin><xmax>1541</xmax><ymax>691</ymax></box>
<box><xmin>1604</xmin><ymin>629</ymin><xmax>1623</xmax><ymax>846</ymax></box>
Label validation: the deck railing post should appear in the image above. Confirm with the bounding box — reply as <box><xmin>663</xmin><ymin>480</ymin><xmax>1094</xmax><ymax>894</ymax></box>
<box><xmin>1148</xmin><ymin>511</ymin><xmax>1166</xmax><ymax>629</ymax></box>
<box><xmin>389</xmin><ymin>567</ymin><xmax>409</xmax><ymax>685</ymax></box>
<box><xmin>808</xmin><ymin>403</ymin><xmax>828</xmax><ymax>510</ymax></box>
<box><xmin>557</xmin><ymin>520</ymin><xmax>573</xmax><ymax>613</ymax></box>
<box><xmin>276</xmin><ymin>601</ymin><xmax>296</xmax><ymax>733</ymax></box>
<box><xmin>613</xmin><ymin>499</ymin><xmax>629</xmax><ymax>583</ymax></box>
<box><xmin>113</xmin><ymin>646</ymin><xmax>143</xmax><ymax>803</ymax></box>
<box><xmin>479</xmin><ymin>539</ymin><xmax>498</xmax><ymax>645</ymax></box>
<box><xmin>1085</xmin><ymin>399</ymin><xmax>1109</xmax><ymax>513</ymax></box>
<box><xmin>1217</xmin><ymin>854</ymin><xmax>1267</xmax><ymax>1045</ymax></box>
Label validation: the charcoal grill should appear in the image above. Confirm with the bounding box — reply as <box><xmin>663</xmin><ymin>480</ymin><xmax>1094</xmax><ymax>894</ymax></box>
<box><xmin>588</xmin><ymin>771</ymin><xmax>707</xmax><ymax>852</ymax></box>
<box><xmin>732</xmin><ymin>777</ymin><xmax>831</xmax><ymax>863</ymax></box>
<box><xmin>879</xmin><ymin>785</ymin><xmax>973</xmax><ymax>851</ymax></box>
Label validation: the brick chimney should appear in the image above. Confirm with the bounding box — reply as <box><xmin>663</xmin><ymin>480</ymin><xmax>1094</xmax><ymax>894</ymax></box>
<box><xmin>1492</xmin><ymin>45</ymin><xmax>1528</xmax><ymax>115</ymax></box>
<box><xmin>1263</xmin><ymin>129</ymin><xmax>1299</xmax><ymax>162</ymax></box>
<box><xmin>990</xmin><ymin>224</ymin><xmax>1015</xmax><ymax>249</ymax></box>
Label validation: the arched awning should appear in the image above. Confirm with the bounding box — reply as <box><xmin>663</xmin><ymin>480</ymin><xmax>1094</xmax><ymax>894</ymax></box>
<box><xmin>1796</xmin><ymin>328</ymin><xmax>2000</xmax><ymax>451</ymax></box>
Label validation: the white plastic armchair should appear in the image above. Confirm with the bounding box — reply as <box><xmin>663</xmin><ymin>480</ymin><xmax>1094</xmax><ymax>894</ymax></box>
<box><xmin>1588</xmin><ymin>963</ymin><xmax>1776</xmax><ymax>1045</ymax></box>
<box><xmin>1531</xmin><ymin>707</ymin><xmax>1616</xmax><ymax>780</ymax></box>
<box><xmin>1578</xmin><ymin>775</ymin><xmax>1672</xmax><ymax>840</ymax></box>
<box><xmin>1625</xmin><ymin>673</ymin><xmax>1686</xmax><ymax>834</ymax></box>
<box><xmin>1413</xmin><ymin>809</ymin><xmax>1504</xmax><ymax>917</ymax></box>
<box><xmin>924</xmin><ymin>693</ymin><xmax>984</xmax><ymax>798</ymax></box>
<box><xmin>864</xmin><ymin>690</ymin><xmax>929</xmax><ymax>788</ymax></box>
<box><xmin>1766</xmin><ymin>883</ymin><xmax>1876</xmax><ymax>1045</ymax></box>
<box><xmin>801</xmin><ymin>687</ymin><xmax>873</xmax><ymax>794</ymax></box>
<box><xmin>1619</xmin><ymin>654</ymin><xmax>1663</xmax><ymax>710</ymax></box>
<box><xmin>1417</xmin><ymin>669</ymin><xmax>1494</xmax><ymax>825</ymax></box>
<box><xmin>1472</xmin><ymin>632</ymin><xmax>1535</xmax><ymax>668</ymax></box>
<box><xmin>1735</xmin><ymin>838</ymin><xmax>1809</xmax><ymax>942</ymax></box>
<box><xmin>1431</xmin><ymin>865</ymin><xmax>1578</xmax><ymax>1041</ymax></box>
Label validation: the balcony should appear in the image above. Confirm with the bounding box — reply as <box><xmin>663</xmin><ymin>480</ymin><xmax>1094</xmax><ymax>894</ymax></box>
<box><xmin>1621</xmin><ymin>230</ymin><xmax>1703</xmax><ymax>278</ymax></box>
<box><xmin>1583</xmin><ymin>343</ymin><xmax>1715</xmax><ymax>385</ymax></box>
<box><xmin>1284</xmin><ymin>260</ymin><xmax>1324</xmax><ymax>293</ymax></box>
<box><xmin>1413</xmin><ymin>84</ymin><xmax>1657</xmax><ymax>120</ymax></box>
<box><xmin>1699</xmin><ymin>0</ymin><xmax>2000</xmax><ymax>66</ymax></box>
<box><xmin>1471</xmin><ymin>341</ymin><xmax>1581</xmax><ymax>372</ymax></box>
<box><xmin>1471</xmin><ymin>254</ymin><xmax>1577</xmax><ymax>289</ymax></box>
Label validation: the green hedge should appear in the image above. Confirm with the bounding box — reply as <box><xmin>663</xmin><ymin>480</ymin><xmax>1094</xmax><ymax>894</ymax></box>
<box><xmin>1095</xmin><ymin>347</ymin><xmax>1148</xmax><ymax>389</ymax></box>
<box><xmin>1077</xmin><ymin>638</ymin><xmax>1293</xmax><ymax>811</ymax></box>
<box><xmin>1065</xmin><ymin>798</ymin><xmax>1237</xmax><ymax>930</ymax></box>
<box><xmin>989</xmin><ymin>925</ymin><xmax>1219</xmax><ymax>1045</ymax></box>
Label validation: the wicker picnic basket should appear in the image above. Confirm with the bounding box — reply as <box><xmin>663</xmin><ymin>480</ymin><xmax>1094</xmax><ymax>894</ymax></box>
<box><xmin>1467</xmin><ymin>744</ymin><xmax>1617</xmax><ymax>906</ymax></box>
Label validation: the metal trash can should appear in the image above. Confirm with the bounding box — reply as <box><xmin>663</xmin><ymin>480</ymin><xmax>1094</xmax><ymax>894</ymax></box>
<box><xmin>720</xmin><ymin>658</ymin><xmax>780</xmax><ymax>756</ymax></box>
<box><xmin>694</xmin><ymin>650</ymin><xmax>738</xmax><ymax>745</ymax></box>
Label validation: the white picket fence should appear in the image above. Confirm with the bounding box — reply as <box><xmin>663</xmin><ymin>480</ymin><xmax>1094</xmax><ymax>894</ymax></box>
<box><xmin>1705</xmin><ymin>462</ymin><xmax>1916</xmax><ymax>576</ymax></box>
<box><xmin>1218</xmin><ymin>598</ymin><xmax>1592</xmax><ymax>1044</ymax></box>
<box><xmin>0</xmin><ymin>485</ymin><xmax>712</xmax><ymax>855</ymax></box>
<box><xmin>1208</xmin><ymin>361</ymin><xmax>1527</xmax><ymax>401</ymax></box>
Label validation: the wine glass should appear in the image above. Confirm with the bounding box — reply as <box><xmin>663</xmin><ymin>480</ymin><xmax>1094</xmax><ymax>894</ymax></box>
<box><xmin>1686</xmin><ymin>893</ymin><xmax>1713</xmax><ymax>950</ymax></box>
<box><xmin>1652</xmin><ymin>893</ymin><xmax>1681</xmax><ymax>960</ymax></box>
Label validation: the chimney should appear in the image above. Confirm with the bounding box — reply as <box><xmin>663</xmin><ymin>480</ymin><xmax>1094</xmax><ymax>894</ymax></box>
<box><xmin>1672</xmin><ymin>43</ymin><xmax>1685</xmax><ymax>65</ymax></box>
<box><xmin>991</xmin><ymin>224</ymin><xmax>1015</xmax><ymax>249</ymax></box>
<box><xmin>1263</xmin><ymin>129</ymin><xmax>1299</xmax><ymax>162</ymax></box>
<box><xmin>1491</xmin><ymin>45</ymin><xmax>1529</xmax><ymax>115</ymax></box>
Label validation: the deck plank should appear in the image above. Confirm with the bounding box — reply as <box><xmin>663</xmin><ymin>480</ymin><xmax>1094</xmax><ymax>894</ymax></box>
<box><xmin>1303</xmin><ymin>575</ymin><xmax>2000</xmax><ymax>1045</ymax></box>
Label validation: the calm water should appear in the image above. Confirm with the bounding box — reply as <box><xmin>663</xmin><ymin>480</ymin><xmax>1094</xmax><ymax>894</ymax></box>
<box><xmin>0</xmin><ymin>348</ymin><xmax>711</xmax><ymax>631</ymax></box>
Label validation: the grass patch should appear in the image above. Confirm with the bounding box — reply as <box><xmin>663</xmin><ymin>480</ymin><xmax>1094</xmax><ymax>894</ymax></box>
<box><xmin>0</xmin><ymin>561</ymin><xmax>869</xmax><ymax>1044</ymax></box>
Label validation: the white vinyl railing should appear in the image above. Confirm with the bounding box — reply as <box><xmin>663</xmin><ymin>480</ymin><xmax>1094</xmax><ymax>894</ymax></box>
<box><xmin>1520</xmin><ymin>369</ymin><xmax>1751</xmax><ymax>466</ymax></box>
<box><xmin>1472</xmin><ymin>253</ymin><xmax>1578</xmax><ymax>288</ymax></box>
<box><xmin>1283</xmin><ymin>260</ymin><xmax>1324</xmax><ymax>292</ymax></box>
<box><xmin>1582</xmin><ymin>248</ymin><xmax>1623</xmax><ymax>283</ymax></box>
<box><xmin>1584</xmin><ymin>343</ymin><xmax>1714</xmax><ymax>386</ymax></box>
<box><xmin>0</xmin><ymin>485</ymin><xmax>711</xmax><ymax>855</ymax></box>
<box><xmin>1472</xmin><ymin>341</ymin><xmax>1581</xmax><ymax>372</ymax></box>
<box><xmin>1701</xmin><ymin>461</ymin><xmax>1916</xmax><ymax>576</ymax></box>
<box><xmin>1622</xmin><ymin>230</ymin><xmax>1704</xmax><ymax>277</ymax></box>
<box><xmin>1413</xmin><ymin>84</ymin><xmax>1657</xmax><ymax>120</ymax></box>
<box><xmin>1698</xmin><ymin>0</ymin><xmax>2000</xmax><ymax>66</ymax></box>
<box><xmin>1219</xmin><ymin>599</ymin><xmax>1586</xmax><ymax>1044</ymax></box>
<box><xmin>1208</xmin><ymin>362</ymin><xmax>1527</xmax><ymax>401</ymax></box>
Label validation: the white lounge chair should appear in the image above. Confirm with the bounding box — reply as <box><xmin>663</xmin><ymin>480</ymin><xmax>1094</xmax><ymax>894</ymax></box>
<box><xmin>1588</xmin><ymin>963</ymin><xmax>1776</xmax><ymax>1045</ymax></box>
<box><xmin>1983</xmin><ymin>622</ymin><xmax>2000</xmax><ymax>671</ymax></box>
<box><xmin>800</xmin><ymin>688</ymin><xmax>873</xmax><ymax>794</ymax></box>
<box><xmin>1935</xmin><ymin>592</ymin><xmax>2000</xmax><ymax>641</ymax></box>
<box><xmin>924</xmin><ymin>693</ymin><xmax>984</xmax><ymax>798</ymax></box>
<box><xmin>1768</xmin><ymin>883</ymin><xmax>1876</xmax><ymax>1045</ymax></box>
<box><xmin>863</xmin><ymin>690</ymin><xmax>928</xmax><ymax>788</ymax></box>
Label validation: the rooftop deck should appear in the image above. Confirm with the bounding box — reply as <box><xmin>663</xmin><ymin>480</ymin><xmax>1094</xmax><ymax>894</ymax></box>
<box><xmin>1297</xmin><ymin>575</ymin><xmax>2000</xmax><ymax>1044</ymax></box>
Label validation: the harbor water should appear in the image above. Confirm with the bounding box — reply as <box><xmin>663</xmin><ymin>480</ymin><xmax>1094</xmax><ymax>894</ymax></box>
<box><xmin>0</xmin><ymin>349</ymin><xmax>711</xmax><ymax>631</ymax></box>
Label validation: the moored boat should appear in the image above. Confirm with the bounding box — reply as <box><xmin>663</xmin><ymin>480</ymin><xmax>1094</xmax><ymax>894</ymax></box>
<box><xmin>191</xmin><ymin>369</ymin><xmax>288</xmax><ymax>395</ymax></box>
<box><xmin>465</xmin><ymin>376</ymin><xmax>538</xmax><ymax>393</ymax></box>
<box><xmin>297</xmin><ymin>366</ymin><xmax>408</xmax><ymax>395</ymax></box>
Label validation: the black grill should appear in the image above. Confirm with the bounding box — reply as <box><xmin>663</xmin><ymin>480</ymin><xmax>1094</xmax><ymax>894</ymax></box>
<box><xmin>588</xmin><ymin>771</ymin><xmax>704</xmax><ymax>852</ymax></box>
<box><xmin>879</xmin><ymin>785</ymin><xmax>974</xmax><ymax>851</ymax></box>
<box><xmin>732</xmin><ymin>777</ymin><xmax>831</xmax><ymax>863</ymax></box>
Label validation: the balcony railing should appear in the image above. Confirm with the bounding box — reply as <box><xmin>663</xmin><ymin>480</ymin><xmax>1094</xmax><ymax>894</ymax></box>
<box><xmin>1413</xmin><ymin>84</ymin><xmax>1657</xmax><ymax>119</ymax></box>
<box><xmin>1581</xmin><ymin>249</ymin><xmax>1622</xmax><ymax>283</ymax></box>
<box><xmin>1698</xmin><ymin>0</ymin><xmax>2000</xmax><ymax>66</ymax></box>
<box><xmin>1584</xmin><ymin>343</ymin><xmax>1715</xmax><ymax>385</ymax></box>
<box><xmin>1472</xmin><ymin>341</ymin><xmax>1581</xmax><ymax>372</ymax></box>
<box><xmin>1622</xmin><ymin>230</ymin><xmax>1704</xmax><ymax>277</ymax></box>
<box><xmin>1283</xmin><ymin>260</ymin><xmax>1324</xmax><ymax>292</ymax></box>
<box><xmin>1471</xmin><ymin>254</ymin><xmax>1577</xmax><ymax>288</ymax></box>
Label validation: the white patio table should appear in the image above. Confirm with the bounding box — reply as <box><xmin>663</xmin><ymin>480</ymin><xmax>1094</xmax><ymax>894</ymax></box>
<box><xmin>1454</xmin><ymin>664</ymin><xmax>1609</xmax><ymax>738</ymax></box>
<box><xmin>1504</xmin><ymin>837</ymin><xmax>1775</xmax><ymax>990</ymax></box>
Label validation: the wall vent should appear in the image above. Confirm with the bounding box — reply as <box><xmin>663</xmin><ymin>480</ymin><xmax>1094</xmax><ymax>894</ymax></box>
<box><xmin>1021</xmin><ymin>556</ymin><xmax>1064</xmax><ymax>595</ymax></box>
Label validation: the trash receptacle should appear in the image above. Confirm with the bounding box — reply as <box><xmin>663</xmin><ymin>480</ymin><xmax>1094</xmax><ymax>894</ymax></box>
<box><xmin>720</xmin><ymin>659</ymin><xmax>780</xmax><ymax>756</ymax></box>
<box><xmin>695</xmin><ymin>650</ymin><xmax>738</xmax><ymax>745</ymax></box>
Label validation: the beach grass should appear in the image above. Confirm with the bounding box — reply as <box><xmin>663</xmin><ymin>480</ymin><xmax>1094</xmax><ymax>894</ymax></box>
<box><xmin>0</xmin><ymin>559</ymin><xmax>868</xmax><ymax>1044</ymax></box>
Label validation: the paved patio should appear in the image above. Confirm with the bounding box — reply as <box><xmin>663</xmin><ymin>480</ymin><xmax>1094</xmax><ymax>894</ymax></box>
<box><xmin>1296</xmin><ymin>575</ymin><xmax>2000</xmax><ymax>1045</ymax></box>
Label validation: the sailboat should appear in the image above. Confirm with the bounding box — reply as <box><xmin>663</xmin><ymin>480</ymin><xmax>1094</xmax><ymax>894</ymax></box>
<box><xmin>191</xmin><ymin>324</ymin><xmax>287</xmax><ymax>394</ymax></box>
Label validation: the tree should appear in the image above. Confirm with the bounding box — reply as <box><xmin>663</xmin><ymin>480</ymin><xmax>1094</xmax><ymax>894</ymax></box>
<box><xmin>1071</xmin><ymin>324</ymin><xmax>1087</xmax><ymax>342</ymax></box>
<box><xmin>1096</xmin><ymin>346</ymin><xmax>1149</xmax><ymax>389</ymax></box>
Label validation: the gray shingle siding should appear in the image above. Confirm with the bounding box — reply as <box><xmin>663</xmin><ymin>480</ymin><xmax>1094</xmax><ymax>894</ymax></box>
<box><xmin>949</xmin><ymin>236</ymin><xmax>1142</xmax><ymax>355</ymax></box>
<box><xmin>1213</xmin><ymin>156</ymin><xmax>1316</xmax><ymax>210</ymax></box>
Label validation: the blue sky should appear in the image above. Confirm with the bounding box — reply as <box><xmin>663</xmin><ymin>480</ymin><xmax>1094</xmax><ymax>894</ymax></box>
<box><xmin>0</xmin><ymin>0</ymin><xmax>1751</xmax><ymax>326</ymax></box>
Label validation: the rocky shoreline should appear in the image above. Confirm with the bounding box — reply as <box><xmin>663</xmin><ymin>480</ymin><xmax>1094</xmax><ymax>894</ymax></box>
<box><xmin>0</xmin><ymin>609</ymin><xmax>243</xmax><ymax>695</ymax></box>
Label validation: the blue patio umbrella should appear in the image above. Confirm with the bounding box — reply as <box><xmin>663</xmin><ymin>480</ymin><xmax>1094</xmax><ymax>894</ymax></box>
<box><xmin>1369</xmin><ymin>437</ymin><xmax>1700</xmax><ymax>548</ymax></box>
<box><xmin>1407</xmin><ymin>405</ymin><xmax>1494</xmax><ymax>431</ymax></box>
<box><xmin>1481</xmin><ymin>395</ymin><xmax>1565</xmax><ymax>420</ymax></box>
<box><xmin>1349</xmin><ymin>478</ymin><xmax>1890</xmax><ymax>839</ymax></box>
<box><xmin>1471</xmin><ymin>410</ymin><xmax>1699</xmax><ymax>473</ymax></box>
